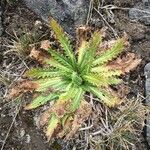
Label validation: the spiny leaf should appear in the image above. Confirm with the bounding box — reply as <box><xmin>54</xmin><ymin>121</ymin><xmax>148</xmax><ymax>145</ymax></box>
<box><xmin>46</xmin><ymin>114</ymin><xmax>59</xmax><ymax>141</ymax></box>
<box><xmin>85</xmin><ymin>73</ymin><xmax>121</xmax><ymax>87</ymax></box>
<box><xmin>25</xmin><ymin>68</ymin><xmax>60</xmax><ymax>78</ymax></box>
<box><xmin>70</xmin><ymin>88</ymin><xmax>84</xmax><ymax>112</ymax></box>
<box><xmin>91</xmin><ymin>66</ymin><xmax>109</xmax><ymax>73</ymax></box>
<box><xmin>51</xmin><ymin>80</ymin><xmax>69</xmax><ymax>92</ymax></box>
<box><xmin>71</xmin><ymin>72</ymin><xmax>83</xmax><ymax>86</ymax></box>
<box><xmin>89</xmin><ymin>87</ymin><xmax>120</xmax><ymax>107</ymax></box>
<box><xmin>34</xmin><ymin>77</ymin><xmax>63</xmax><ymax>92</ymax></box>
<box><xmin>50</xmin><ymin>18</ymin><xmax>76</xmax><ymax>67</ymax></box>
<box><xmin>45</xmin><ymin>58</ymin><xmax>71</xmax><ymax>72</ymax></box>
<box><xmin>59</xmin><ymin>84</ymin><xmax>79</xmax><ymax>100</ymax></box>
<box><xmin>83</xmin><ymin>74</ymin><xmax>112</xmax><ymax>87</ymax></box>
<box><xmin>83</xmin><ymin>74</ymin><xmax>102</xmax><ymax>86</ymax></box>
<box><xmin>91</xmin><ymin>66</ymin><xmax>122</xmax><ymax>77</ymax></box>
<box><xmin>25</xmin><ymin>93</ymin><xmax>59</xmax><ymax>110</ymax></box>
<box><xmin>77</xmin><ymin>41</ymin><xmax>88</xmax><ymax>65</ymax></box>
<box><xmin>79</xmin><ymin>31</ymin><xmax>102</xmax><ymax>73</ymax></box>
<box><xmin>87</xmin><ymin>31</ymin><xmax>103</xmax><ymax>60</ymax></box>
<box><xmin>107</xmin><ymin>77</ymin><xmax>122</xmax><ymax>85</ymax></box>
<box><xmin>48</xmin><ymin>48</ymin><xmax>74</xmax><ymax>70</ymax></box>
<box><xmin>93</xmin><ymin>36</ymin><xmax>127</xmax><ymax>66</ymax></box>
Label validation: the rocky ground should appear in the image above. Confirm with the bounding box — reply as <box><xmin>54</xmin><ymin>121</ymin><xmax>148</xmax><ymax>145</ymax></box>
<box><xmin>0</xmin><ymin>0</ymin><xmax>150</xmax><ymax>149</ymax></box>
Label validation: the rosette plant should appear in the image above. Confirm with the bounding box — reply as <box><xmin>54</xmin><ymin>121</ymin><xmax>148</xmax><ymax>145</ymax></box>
<box><xmin>10</xmin><ymin>19</ymin><xmax>130</xmax><ymax>140</ymax></box>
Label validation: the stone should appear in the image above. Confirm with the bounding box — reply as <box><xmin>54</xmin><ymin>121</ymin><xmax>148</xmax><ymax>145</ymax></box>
<box><xmin>145</xmin><ymin>63</ymin><xmax>150</xmax><ymax>103</ymax></box>
<box><xmin>144</xmin><ymin>63</ymin><xmax>150</xmax><ymax>146</ymax></box>
<box><xmin>23</xmin><ymin>0</ymin><xmax>89</xmax><ymax>35</ymax></box>
<box><xmin>129</xmin><ymin>0</ymin><xmax>150</xmax><ymax>25</ymax></box>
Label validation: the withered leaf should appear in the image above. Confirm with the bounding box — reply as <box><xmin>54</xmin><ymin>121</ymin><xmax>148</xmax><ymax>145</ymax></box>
<box><xmin>39</xmin><ymin>99</ymin><xmax>71</xmax><ymax>127</ymax></box>
<box><xmin>76</xmin><ymin>26</ymin><xmax>91</xmax><ymax>48</ymax></box>
<box><xmin>64</xmin><ymin>100</ymin><xmax>92</xmax><ymax>139</ymax></box>
<box><xmin>39</xmin><ymin>100</ymin><xmax>92</xmax><ymax>140</ymax></box>
<box><xmin>40</xmin><ymin>40</ymin><xmax>51</xmax><ymax>50</ymax></box>
<box><xmin>46</xmin><ymin>114</ymin><xmax>60</xmax><ymax>141</ymax></box>
<box><xmin>108</xmin><ymin>52</ymin><xmax>142</xmax><ymax>74</ymax></box>
<box><xmin>8</xmin><ymin>80</ymin><xmax>38</xmax><ymax>99</ymax></box>
<box><xmin>96</xmin><ymin>40</ymin><xmax>116</xmax><ymax>55</ymax></box>
<box><xmin>97</xmin><ymin>32</ymin><xmax>129</xmax><ymax>55</ymax></box>
<box><xmin>29</xmin><ymin>47</ymin><xmax>50</xmax><ymax>64</ymax></box>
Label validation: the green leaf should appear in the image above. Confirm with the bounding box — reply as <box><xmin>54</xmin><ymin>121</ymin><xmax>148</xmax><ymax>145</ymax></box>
<box><xmin>77</xmin><ymin>41</ymin><xmax>88</xmax><ymax>65</ymax></box>
<box><xmin>70</xmin><ymin>88</ymin><xmax>84</xmax><ymax>112</ymax></box>
<box><xmin>93</xmin><ymin>37</ymin><xmax>126</xmax><ymax>66</ymax></box>
<box><xmin>83</xmin><ymin>74</ymin><xmax>101</xmax><ymax>86</ymax></box>
<box><xmin>46</xmin><ymin>114</ymin><xmax>59</xmax><ymax>141</ymax></box>
<box><xmin>83</xmin><ymin>73</ymin><xmax>112</xmax><ymax>87</ymax></box>
<box><xmin>51</xmin><ymin>80</ymin><xmax>69</xmax><ymax>91</ymax></box>
<box><xmin>71</xmin><ymin>72</ymin><xmax>83</xmax><ymax>86</ymax></box>
<box><xmin>91</xmin><ymin>67</ymin><xmax>122</xmax><ymax>77</ymax></box>
<box><xmin>25</xmin><ymin>68</ymin><xmax>60</xmax><ymax>78</ymax></box>
<box><xmin>25</xmin><ymin>93</ymin><xmax>59</xmax><ymax>110</ymax></box>
<box><xmin>83</xmin><ymin>73</ymin><xmax>121</xmax><ymax>87</ymax></box>
<box><xmin>88</xmin><ymin>87</ymin><xmax>119</xmax><ymax>107</ymax></box>
<box><xmin>91</xmin><ymin>66</ymin><xmax>109</xmax><ymax>73</ymax></box>
<box><xmin>59</xmin><ymin>84</ymin><xmax>78</xmax><ymax>100</ymax></box>
<box><xmin>34</xmin><ymin>77</ymin><xmax>63</xmax><ymax>92</ymax></box>
<box><xmin>48</xmin><ymin>48</ymin><xmax>74</xmax><ymax>70</ymax></box>
<box><xmin>45</xmin><ymin>58</ymin><xmax>71</xmax><ymax>72</ymax></box>
<box><xmin>50</xmin><ymin>18</ymin><xmax>76</xmax><ymax>67</ymax></box>
<box><xmin>107</xmin><ymin>76</ymin><xmax>122</xmax><ymax>85</ymax></box>
<box><xmin>79</xmin><ymin>31</ymin><xmax>102</xmax><ymax>74</ymax></box>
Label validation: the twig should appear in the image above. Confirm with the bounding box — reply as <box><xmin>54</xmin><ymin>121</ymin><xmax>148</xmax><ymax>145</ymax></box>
<box><xmin>86</xmin><ymin>0</ymin><xmax>94</xmax><ymax>25</ymax></box>
<box><xmin>94</xmin><ymin>8</ymin><xmax>118</xmax><ymax>37</ymax></box>
<box><xmin>79</xmin><ymin>125</ymin><xmax>93</xmax><ymax>131</ymax></box>
<box><xmin>100</xmin><ymin>5</ymin><xmax>150</xmax><ymax>14</ymax></box>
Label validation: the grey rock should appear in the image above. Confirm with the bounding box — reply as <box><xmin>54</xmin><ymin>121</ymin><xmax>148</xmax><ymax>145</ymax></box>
<box><xmin>145</xmin><ymin>63</ymin><xmax>150</xmax><ymax>103</ymax></box>
<box><xmin>144</xmin><ymin>63</ymin><xmax>150</xmax><ymax>146</ymax></box>
<box><xmin>143</xmin><ymin>0</ymin><xmax>150</xmax><ymax>8</ymax></box>
<box><xmin>23</xmin><ymin>0</ymin><xmax>89</xmax><ymax>35</ymax></box>
<box><xmin>129</xmin><ymin>0</ymin><xmax>150</xmax><ymax>25</ymax></box>
<box><xmin>0</xmin><ymin>6</ymin><xmax>3</xmax><ymax>36</ymax></box>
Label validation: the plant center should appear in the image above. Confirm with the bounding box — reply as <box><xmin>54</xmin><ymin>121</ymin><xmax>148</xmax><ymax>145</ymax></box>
<box><xmin>71</xmin><ymin>72</ymin><xmax>83</xmax><ymax>86</ymax></box>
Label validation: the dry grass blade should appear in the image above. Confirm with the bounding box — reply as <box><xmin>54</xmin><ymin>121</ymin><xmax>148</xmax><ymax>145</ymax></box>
<box><xmin>3</xmin><ymin>30</ymin><xmax>36</xmax><ymax>57</ymax></box>
<box><xmin>90</xmin><ymin>97</ymin><xmax>147</xmax><ymax>150</ymax></box>
<box><xmin>0</xmin><ymin>99</ymin><xmax>21</xmax><ymax>150</ymax></box>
